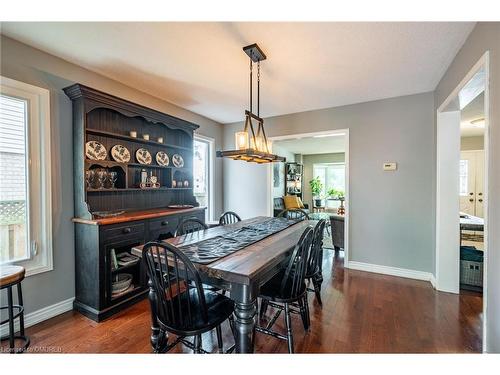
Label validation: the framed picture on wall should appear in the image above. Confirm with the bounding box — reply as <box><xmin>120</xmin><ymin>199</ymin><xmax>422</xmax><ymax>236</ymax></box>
<box><xmin>273</xmin><ymin>163</ymin><xmax>283</xmax><ymax>187</ymax></box>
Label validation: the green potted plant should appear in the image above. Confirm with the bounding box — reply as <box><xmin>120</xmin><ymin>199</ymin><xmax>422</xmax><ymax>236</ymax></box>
<box><xmin>327</xmin><ymin>188</ymin><xmax>345</xmax><ymax>201</ymax></box>
<box><xmin>327</xmin><ymin>188</ymin><xmax>346</xmax><ymax>215</ymax></box>
<box><xmin>309</xmin><ymin>177</ymin><xmax>323</xmax><ymax>207</ymax></box>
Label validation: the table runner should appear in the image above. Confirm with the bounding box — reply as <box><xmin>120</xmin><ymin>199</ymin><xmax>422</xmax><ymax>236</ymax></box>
<box><xmin>177</xmin><ymin>217</ymin><xmax>300</xmax><ymax>264</ymax></box>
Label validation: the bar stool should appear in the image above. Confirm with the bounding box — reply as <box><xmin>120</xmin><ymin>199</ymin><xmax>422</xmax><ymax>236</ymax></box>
<box><xmin>1</xmin><ymin>265</ymin><xmax>30</xmax><ymax>353</ymax></box>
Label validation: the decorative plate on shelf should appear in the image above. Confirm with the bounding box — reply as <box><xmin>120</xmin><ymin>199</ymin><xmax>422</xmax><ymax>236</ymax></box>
<box><xmin>112</xmin><ymin>273</ymin><xmax>133</xmax><ymax>294</ymax></box>
<box><xmin>85</xmin><ymin>141</ymin><xmax>107</xmax><ymax>160</ymax></box>
<box><xmin>172</xmin><ymin>154</ymin><xmax>184</xmax><ymax>168</ymax></box>
<box><xmin>156</xmin><ymin>151</ymin><xmax>169</xmax><ymax>166</ymax></box>
<box><xmin>136</xmin><ymin>148</ymin><xmax>152</xmax><ymax>165</ymax></box>
<box><xmin>111</xmin><ymin>144</ymin><xmax>131</xmax><ymax>163</ymax></box>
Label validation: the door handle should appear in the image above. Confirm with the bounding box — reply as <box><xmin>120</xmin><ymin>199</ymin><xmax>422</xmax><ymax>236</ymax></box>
<box><xmin>469</xmin><ymin>192</ymin><xmax>474</xmax><ymax>196</ymax></box>
<box><xmin>479</xmin><ymin>199</ymin><xmax>483</xmax><ymax>203</ymax></box>
<box><xmin>469</xmin><ymin>198</ymin><xmax>474</xmax><ymax>203</ymax></box>
<box><xmin>122</xmin><ymin>227</ymin><xmax>131</xmax><ymax>234</ymax></box>
<box><xmin>161</xmin><ymin>220</ymin><xmax>169</xmax><ymax>226</ymax></box>
<box><xmin>478</xmin><ymin>192</ymin><xmax>483</xmax><ymax>196</ymax></box>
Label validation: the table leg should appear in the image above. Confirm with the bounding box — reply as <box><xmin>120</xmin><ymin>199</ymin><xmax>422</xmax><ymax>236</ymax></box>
<box><xmin>232</xmin><ymin>284</ymin><xmax>257</xmax><ymax>353</ymax></box>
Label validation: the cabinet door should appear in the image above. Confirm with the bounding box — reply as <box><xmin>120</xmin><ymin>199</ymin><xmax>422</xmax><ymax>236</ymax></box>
<box><xmin>475</xmin><ymin>150</ymin><xmax>485</xmax><ymax>218</ymax></box>
<box><xmin>459</xmin><ymin>151</ymin><xmax>476</xmax><ymax>215</ymax></box>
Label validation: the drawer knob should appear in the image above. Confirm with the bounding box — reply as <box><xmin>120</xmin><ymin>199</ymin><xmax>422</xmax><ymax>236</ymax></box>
<box><xmin>161</xmin><ymin>221</ymin><xmax>169</xmax><ymax>226</ymax></box>
<box><xmin>122</xmin><ymin>227</ymin><xmax>131</xmax><ymax>234</ymax></box>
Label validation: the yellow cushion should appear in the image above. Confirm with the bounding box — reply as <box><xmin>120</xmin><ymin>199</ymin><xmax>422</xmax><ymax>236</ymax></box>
<box><xmin>283</xmin><ymin>195</ymin><xmax>303</xmax><ymax>209</ymax></box>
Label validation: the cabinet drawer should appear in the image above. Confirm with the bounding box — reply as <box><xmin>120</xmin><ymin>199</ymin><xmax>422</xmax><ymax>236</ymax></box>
<box><xmin>149</xmin><ymin>216</ymin><xmax>178</xmax><ymax>232</ymax></box>
<box><xmin>102</xmin><ymin>222</ymin><xmax>145</xmax><ymax>240</ymax></box>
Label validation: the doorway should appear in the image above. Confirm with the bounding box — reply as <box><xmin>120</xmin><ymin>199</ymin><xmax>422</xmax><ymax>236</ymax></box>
<box><xmin>266</xmin><ymin>129</ymin><xmax>350</xmax><ymax>264</ymax></box>
<box><xmin>436</xmin><ymin>52</ymin><xmax>489</xmax><ymax>350</ymax></box>
<box><xmin>194</xmin><ymin>134</ymin><xmax>215</xmax><ymax>221</ymax></box>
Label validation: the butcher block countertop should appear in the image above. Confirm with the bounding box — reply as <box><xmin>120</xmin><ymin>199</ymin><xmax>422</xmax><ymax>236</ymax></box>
<box><xmin>72</xmin><ymin>206</ymin><xmax>206</xmax><ymax>226</ymax></box>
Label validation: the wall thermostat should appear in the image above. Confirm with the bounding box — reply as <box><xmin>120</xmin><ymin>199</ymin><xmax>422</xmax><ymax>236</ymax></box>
<box><xmin>383</xmin><ymin>162</ymin><xmax>397</xmax><ymax>171</ymax></box>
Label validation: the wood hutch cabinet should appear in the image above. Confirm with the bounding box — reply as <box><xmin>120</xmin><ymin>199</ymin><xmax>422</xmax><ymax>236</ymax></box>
<box><xmin>64</xmin><ymin>84</ymin><xmax>205</xmax><ymax>321</ymax></box>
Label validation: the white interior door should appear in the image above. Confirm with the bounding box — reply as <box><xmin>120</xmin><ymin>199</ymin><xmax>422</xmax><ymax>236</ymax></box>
<box><xmin>475</xmin><ymin>150</ymin><xmax>485</xmax><ymax>218</ymax></box>
<box><xmin>460</xmin><ymin>151</ymin><xmax>476</xmax><ymax>215</ymax></box>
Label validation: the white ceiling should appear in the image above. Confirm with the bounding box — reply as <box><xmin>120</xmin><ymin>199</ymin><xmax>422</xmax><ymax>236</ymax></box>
<box><xmin>461</xmin><ymin>92</ymin><xmax>485</xmax><ymax>137</ymax></box>
<box><xmin>274</xmin><ymin>134</ymin><xmax>345</xmax><ymax>155</ymax></box>
<box><xmin>1</xmin><ymin>22</ymin><xmax>475</xmax><ymax>124</ymax></box>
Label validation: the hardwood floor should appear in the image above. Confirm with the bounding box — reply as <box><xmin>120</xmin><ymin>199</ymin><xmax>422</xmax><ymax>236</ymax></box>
<box><xmin>3</xmin><ymin>250</ymin><xmax>483</xmax><ymax>353</ymax></box>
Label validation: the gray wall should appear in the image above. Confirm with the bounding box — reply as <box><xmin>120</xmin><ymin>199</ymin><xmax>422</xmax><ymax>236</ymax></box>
<box><xmin>0</xmin><ymin>35</ymin><xmax>224</xmax><ymax>314</ymax></box>
<box><xmin>461</xmin><ymin>136</ymin><xmax>484</xmax><ymax>150</ymax></box>
<box><xmin>223</xmin><ymin>92</ymin><xmax>435</xmax><ymax>273</ymax></box>
<box><xmin>435</xmin><ymin>22</ymin><xmax>500</xmax><ymax>353</ymax></box>
<box><xmin>302</xmin><ymin>153</ymin><xmax>345</xmax><ymax>206</ymax></box>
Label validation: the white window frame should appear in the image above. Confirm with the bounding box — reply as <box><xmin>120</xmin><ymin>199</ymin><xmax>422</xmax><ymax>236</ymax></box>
<box><xmin>194</xmin><ymin>133</ymin><xmax>215</xmax><ymax>222</ymax></box>
<box><xmin>0</xmin><ymin>76</ymin><xmax>53</xmax><ymax>276</ymax></box>
<box><xmin>312</xmin><ymin>162</ymin><xmax>346</xmax><ymax>197</ymax></box>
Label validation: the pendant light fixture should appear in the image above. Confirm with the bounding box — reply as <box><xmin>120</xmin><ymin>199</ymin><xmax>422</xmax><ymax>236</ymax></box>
<box><xmin>216</xmin><ymin>43</ymin><xmax>286</xmax><ymax>163</ymax></box>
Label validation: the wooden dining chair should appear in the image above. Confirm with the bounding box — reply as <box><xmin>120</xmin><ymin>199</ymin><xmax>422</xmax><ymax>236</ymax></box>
<box><xmin>277</xmin><ymin>208</ymin><xmax>310</xmax><ymax>221</ymax></box>
<box><xmin>256</xmin><ymin>226</ymin><xmax>314</xmax><ymax>353</ymax></box>
<box><xmin>305</xmin><ymin>219</ymin><xmax>327</xmax><ymax>306</ymax></box>
<box><xmin>260</xmin><ymin>219</ymin><xmax>326</xmax><ymax>332</ymax></box>
<box><xmin>218</xmin><ymin>211</ymin><xmax>242</xmax><ymax>226</ymax></box>
<box><xmin>174</xmin><ymin>217</ymin><xmax>208</xmax><ymax>237</ymax></box>
<box><xmin>175</xmin><ymin>217</ymin><xmax>226</xmax><ymax>295</ymax></box>
<box><xmin>142</xmin><ymin>241</ymin><xmax>235</xmax><ymax>353</ymax></box>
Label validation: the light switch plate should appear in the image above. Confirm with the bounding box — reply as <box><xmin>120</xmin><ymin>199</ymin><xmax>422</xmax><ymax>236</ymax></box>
<box><xmin>383</xmin><ymin>162</ymin><xmax>397</xmax><ymax>171</ymax></box>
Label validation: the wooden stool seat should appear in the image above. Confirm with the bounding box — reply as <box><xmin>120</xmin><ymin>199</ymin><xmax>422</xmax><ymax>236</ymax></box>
<box><xmin>0</xmin><ymin>265</ymin><xmax>25</xmax><ymax>288</ymax></box>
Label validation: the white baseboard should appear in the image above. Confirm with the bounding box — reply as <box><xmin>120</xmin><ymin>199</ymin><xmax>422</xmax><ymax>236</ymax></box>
<box><xmin>429</xmin><ymin>274</ymin><xmax>437</xmax><ymax>288</ymax></box>
<box><xmin>1</xmin><ymin>297</ymin><xmax>74</xmax><ymax>337</ymax></box>
<box><xmin>347</xmin><ymin>261</ymin><xmax>435</xmax><ymax>286</ymax></box>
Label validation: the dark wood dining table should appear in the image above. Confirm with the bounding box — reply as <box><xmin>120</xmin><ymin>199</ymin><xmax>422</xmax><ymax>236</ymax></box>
<box><xmin>131</xmin><ymin>216</ymin><xmax>313</xmax><ymax>353</ymax></box>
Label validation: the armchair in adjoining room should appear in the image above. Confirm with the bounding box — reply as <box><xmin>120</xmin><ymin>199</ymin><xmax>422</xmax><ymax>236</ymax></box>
<box><xmin>273</xmin><ymin>197</ymin><xmax>309</xmax><ymax>217</ymax></box>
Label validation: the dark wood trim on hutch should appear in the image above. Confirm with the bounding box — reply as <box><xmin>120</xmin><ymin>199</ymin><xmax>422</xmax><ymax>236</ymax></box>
<box><xmin>64</xmin><ymin>83</ymin><xmax>205</xmax><ymax>322</ymax></box>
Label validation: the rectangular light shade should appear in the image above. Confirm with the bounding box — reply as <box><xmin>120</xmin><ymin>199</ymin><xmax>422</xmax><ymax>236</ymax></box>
<box><xmin>235</xmin><ymin>131</ymin><xmax>249</xmax><ymax>150</ymax></box>
<box><xmin>266</xmin><ymin>140</ymin><xmax>273</xmax><ymax>153</ymax></box>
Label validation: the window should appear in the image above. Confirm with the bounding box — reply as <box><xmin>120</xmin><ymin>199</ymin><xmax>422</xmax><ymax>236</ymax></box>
<box><xmin>193</xmin><ymin>134</ymin><xmax>214</xmax><ymax>221</ymax></box>
<box><xmin>459</xmin><ymin>159</ymin><xmax>468</xmax><ymax>196</ymax></box>
<box><xmin>312</xmin><ymin>163</ymin><xmax>345</xmax><ymax>197</ymax></box>
<box><xmin>0</xmin><ymin>76</ymin><xmax>52</xmax><ymax>276</ymax></box>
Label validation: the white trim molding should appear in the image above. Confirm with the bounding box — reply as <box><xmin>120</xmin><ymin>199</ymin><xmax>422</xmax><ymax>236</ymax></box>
<box><xmin>193</xmin><ymin>133</ymin><xmax>215</xmax><ymax>222</ymax></box>
<box><xmin>347</xmin><ymin>261</ymin><xmax>435</xmax><ymax>286</ymax></box>
<box><xmin>267</xmin><ymin>128</ymin><xmax>350</xmax><ymax>264</ymax></box>
<box><xmin>0</xmin><ymin>297</ymin><xmax>74</xmax><ymax>337</ymax></box>
<box><xmin>0</xmin><ymin>75</ymin><xmax>53</xmax><ymax>277</ymax></box>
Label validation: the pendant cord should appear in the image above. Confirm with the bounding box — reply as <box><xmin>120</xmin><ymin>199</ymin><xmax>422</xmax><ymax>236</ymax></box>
<box><xmin>249</xmin><ymin>59</ymin><xmax>253</xmax><ymax>114</ymax></box>
<box><xmin>257</xmin><ymin>61</ymin><xmax>260</xmax><ymax>117</ymax></box>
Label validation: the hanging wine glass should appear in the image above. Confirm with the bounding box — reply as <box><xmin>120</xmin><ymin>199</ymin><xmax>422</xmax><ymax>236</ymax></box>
<box><xmin>85</xmin><ymin>170</ymin><xmax>93</xmax><ymax>189</ymax></box>
<box><xmin>96</xmin><ymin>169</ymin><xmax>107</xmax><ymax>190</ymax></box>
<box><xmin>109</xmin><ymin>171</ymin><xmax>118</xmax><ymax>189</ymax></box>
